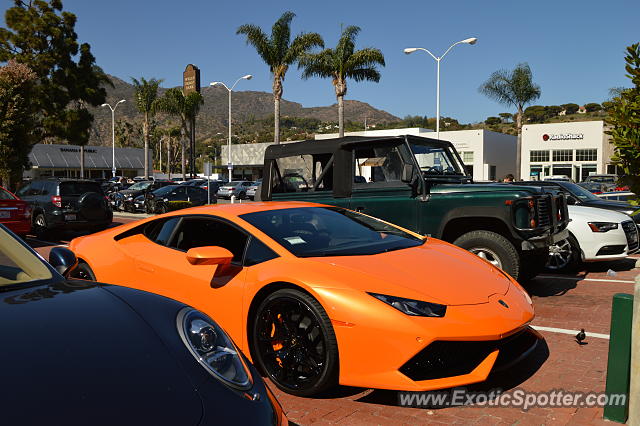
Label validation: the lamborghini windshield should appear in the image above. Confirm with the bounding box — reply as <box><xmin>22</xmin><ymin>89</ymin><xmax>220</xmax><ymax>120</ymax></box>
<box><xmin>240</xmin><ymin>207</ymin><xmax>424</xmax><ymax>257</ymax></box>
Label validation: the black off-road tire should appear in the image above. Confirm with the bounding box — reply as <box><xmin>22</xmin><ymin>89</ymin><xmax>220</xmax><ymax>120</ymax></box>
<box><xmin>251</xmin><ymin>288</ymin><xmax>339</xmax><ymax>397</ymax></box>
<box><xmin>453</xmin><ymin>230</ymin><xmax>520</xmax><ymax>279</ymax></box>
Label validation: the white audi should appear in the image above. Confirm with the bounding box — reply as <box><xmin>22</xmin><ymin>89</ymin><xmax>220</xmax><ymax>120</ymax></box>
<box><xmin>547</xmin><ymin>205</ymin><xmax>639</xmax><ymax>270</ymax></box>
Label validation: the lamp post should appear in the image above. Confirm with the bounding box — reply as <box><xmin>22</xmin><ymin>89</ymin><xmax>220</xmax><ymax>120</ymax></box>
<box><xmin>100</xmin><ymin>99</ymin><xmax>126</xmax><ymax>178</ymax></box>
<box><xmin>210</xmin><ymin>75</ymin><xmax>252</xmax><ymax>182</ymax></box>
<box><xmin>404</xmin><ymin>38</ymin><xmax>477</xmax><ymax>140</ymax></box>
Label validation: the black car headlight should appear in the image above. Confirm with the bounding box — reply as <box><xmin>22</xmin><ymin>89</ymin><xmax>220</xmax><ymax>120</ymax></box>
<box><xmin>588</xmin><ymin>222</ymin><xmax>618</xmax><ymax>232</ymax></box>
<box><xmin>177</xmin><ymin>308</ymin><xmax>252</xmax><ymax>390</ymax></box>
<box><xmin>368</xmin><ymin>292</ymin><xmax>446</xmax><ymax>317</ymax></box>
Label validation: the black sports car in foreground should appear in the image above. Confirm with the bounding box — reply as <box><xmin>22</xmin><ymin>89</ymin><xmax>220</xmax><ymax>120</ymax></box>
<box><xmin>0</xmin><ymin>224</ymin><xmax>287</xmax><ymax>426</ymax></box>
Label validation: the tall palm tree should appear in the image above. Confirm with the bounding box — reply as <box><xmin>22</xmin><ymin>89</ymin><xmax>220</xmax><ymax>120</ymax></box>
<box><xmin>154</xmin><ymin>88</ymin><xmax>203</xmax><ymax>179</ymax></box>
<box><xmin>299</xmin><ymin>25</ymin><xmax>385</xmax><ymax>138</ymax></box>
<box><xmin>237</xmin><ymin>11</ymin><xmax>323</xmax><ymax>143</ymax></box>
<box><xmin>479</xmin><ymin>63</ymin><xmax>541</xmax><ymax>180</ymax></box>
<box><xmin>131</xmin><ymin>77</ymin><xmax>163</xmax><ymax>178</ymax></box>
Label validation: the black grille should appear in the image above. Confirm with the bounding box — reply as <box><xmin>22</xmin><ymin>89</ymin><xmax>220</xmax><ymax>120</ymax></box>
<box><xmin>622</xmin><ymin>220</ymin><xmax>639</xmax><ymax>252</ymax></box>
<box><xmin>536</xmin><ymin>197</ymin><xmax>551</xmax><ymax>227</ymax></box>
<box><xmin>399</xmin><ymin>328</ymin><xmax>538</xmax><ymax>381</ymax></box>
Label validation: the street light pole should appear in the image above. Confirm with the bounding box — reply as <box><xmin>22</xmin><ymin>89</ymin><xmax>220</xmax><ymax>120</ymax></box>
<box><xmin>210</xmin><ymin>75</ymin><xmax>252</xmax><ymax>182</ymax></box>
<box><xmin>404</xmin><ymin>38</ymin><xmax>477</xmax><ymax>140</ymax></box>
<box><xmin>100</xmin><ymin>99</ymin><xmax>126</xmax><ymax>178</ymax></box>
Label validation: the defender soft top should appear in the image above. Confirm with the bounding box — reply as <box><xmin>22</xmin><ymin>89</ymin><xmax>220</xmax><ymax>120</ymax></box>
<box><xmin>263</xmin><ymin>135</ymin><xmax>450</xmax><ymax>160</ymax></box>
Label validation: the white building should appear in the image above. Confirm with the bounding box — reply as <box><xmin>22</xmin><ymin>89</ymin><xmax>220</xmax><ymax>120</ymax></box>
<box><xmin>521</xmin><ymin>121</ymin><xmax>615</xmax><ymax>182</ymax></box>
<box><xmin>316</xmin><ymin>128</ymin><xmax>517</xmax><ymax>182</ymax></box>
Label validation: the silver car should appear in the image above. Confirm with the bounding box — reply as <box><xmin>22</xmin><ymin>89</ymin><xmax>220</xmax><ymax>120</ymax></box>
<box><xmin>216</xmin><ymin>181</ymin><xmax>253</xmax><ymax>199</ymax></box>
<box><xmin>246</xmin><ymin>179</ymin><xmax>262</xmax><ymax>200</ymax></box>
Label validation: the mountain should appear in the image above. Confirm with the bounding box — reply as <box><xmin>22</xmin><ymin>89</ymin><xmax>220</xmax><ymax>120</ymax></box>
<box><xmin>88</xmin><ymin>75</ymin><xmax>400</xmax><ymax>146</ymax></box>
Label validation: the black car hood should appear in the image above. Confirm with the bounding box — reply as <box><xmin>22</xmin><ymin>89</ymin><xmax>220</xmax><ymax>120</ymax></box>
<box><xmin>581</xmin><ymin>199</ymin><xmax>640</xmax><ymax>223</ymax></box>
<box><xmin>0</xmin><ymin>280</ymin><xmax>203</xmax><ymax>426</ymax></box>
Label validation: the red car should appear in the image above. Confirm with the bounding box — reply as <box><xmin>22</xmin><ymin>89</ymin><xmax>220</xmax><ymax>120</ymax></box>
<box><xmin>0</xmin><ymin>186</ymin><xmax>31</xmax><ymax>238</ymax></box>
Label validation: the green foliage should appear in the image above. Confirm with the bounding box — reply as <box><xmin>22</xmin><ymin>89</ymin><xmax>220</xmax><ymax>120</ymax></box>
<box><xmin>237</xmin><ymin>11</ymin><xmax>323</xmax><ymax>143</ymax></box>
<box><xmin>484</xmin><ymin>116</ymin><xmax>501</xmax><ymax>125</ymax></box>
<box><xmin>0</xmin><ymin>60</ymin><xmax>38</xmax><ymax>188</ymax></box>
<box><xmin>478</xmin><ymin>63</ymin><xmax>541</xmax><ymax>115</ymax></box>
<box><xmin>0</xmin><ymin>0</ymin><xmax>109</xmax><ymax>147</ymax></box>
<box><xmin>606</xmin><ymin>43</ymin><xmax>640</xmax><ymax>197</ymax></box>
<box><xmin>584</xmin><ymin>102</ymin><xmax>602</xmax><ymax>112</ymax></box>
<box><xmin>167</xmin><ymin>200</ymin><xmax>193</xmax><ymax>211</ymax></box>
<box><xmin>561</xmin><ymin>103</ymin><xmax>580</xmax><ymax>114</ymax></box>
<box><xmin>498</xmin><ymin>112</ymin><xmax>513</xmax><ymax>122</ymax></box>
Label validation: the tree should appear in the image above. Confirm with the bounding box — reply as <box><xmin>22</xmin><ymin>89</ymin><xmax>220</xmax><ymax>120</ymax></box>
<box><xmin>561</xmin><ymin>103</ymin><xmax>579</xmax><ymax>114</ymax></box>
<box><xmin>498</xmin><ymin>112</ymin><xmax>513</xmax><ymax>123</ymax></box>
<box><xmin>479</xmin><ymin>63</ymin><xmax>541</xmax><ymax>179</ymax></box>
<box><xmin>606</xmin><ymin>43</ymin><xmax>640</xmax><ymax>199</ymax></box>
<box><xmin>523</xmin><ymin>105</ymin><xmax>547</xmax><ymax>122</ymax></box>
<box><xmin>131</xmin><ymin>77</ymin><xmax>163</xmax><ymax>178</ymax></box>
<box><xmin>0</xmin><ymin>0</ymin><xmax>109</xmax><ymax>176</ymax></box>
<box><xmin>154</xmin><ymin>88</ymin><xmax>204</xmax><ymax>179</ymax></box>
<box><xmin>584</xmin><ymin>102</ymin><xmax>601</xmax><ymax>112</ymax></box>
<box><xmin>237</xmin><ymin>11</ymin><xmax>323</xmax><ymax>143</ymax></box>
<box><xmin>0</xmin><ymin>60</ymin><xmax>37</xmax><ymax>189</ymax></box>
<box><xmin>299</xmin><ymin>25</ymin><xmax>385</xmax><ymax>137</ymax></box>
<box><xmin>484</xmin><ymin>116</ymin><xmax>501</xmax><ymax>125</ymax></box>
<box><xmin>546</xmin><ymin>105</ymin><xmax>563</xmax><ymax>117</ymax></box>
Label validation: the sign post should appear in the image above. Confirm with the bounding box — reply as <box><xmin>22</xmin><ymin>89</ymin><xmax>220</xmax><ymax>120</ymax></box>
<box><xmin>204</xmin><ymin>161</ymin><xmax>212</xmax><ymax>205</ymax></box>
<box><xmin>183</xmin><ymin>64</ymin><xmax>201</xmax><ymax>179</ymax></box>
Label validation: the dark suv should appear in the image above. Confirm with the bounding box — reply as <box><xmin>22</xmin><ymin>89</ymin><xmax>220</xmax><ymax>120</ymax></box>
<box><xmin>17</xmin><ymin>178</ymin><xmax>112</xmax><ymax>237</ymax></box>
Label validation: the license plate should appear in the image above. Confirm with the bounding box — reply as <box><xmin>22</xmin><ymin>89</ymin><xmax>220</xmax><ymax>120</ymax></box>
<box><xmin>0</xmin><ymin>211</ymin><xmax>9</xmax><ymax>218</ymax></box>
<box><xmin>65</xmin><ymin>214</ymin><xmax>76</xmax><ymax>221</ymax></box>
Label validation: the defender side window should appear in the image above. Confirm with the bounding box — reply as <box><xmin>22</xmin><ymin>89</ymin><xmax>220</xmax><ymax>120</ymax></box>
<box><xmin>272</xmin><ymin>154</ymin><xmax>333</xmax><ymax>193</ymax></box>
<box><xmin>353</xmin><ymin>145</ymin><xmax>405</xmax><ymax>186</ymax></box>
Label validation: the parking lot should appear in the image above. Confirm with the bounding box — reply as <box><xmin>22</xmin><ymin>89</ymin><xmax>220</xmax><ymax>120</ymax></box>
<box><xmin>27</xmin><ymin>212</ymin><xmax>637</xmax><ymax>425</ymax></box>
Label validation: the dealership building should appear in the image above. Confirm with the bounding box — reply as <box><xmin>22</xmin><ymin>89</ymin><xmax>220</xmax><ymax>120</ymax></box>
<box><xmin>24</xmin><ymin>144</ymin><xmax>150</xmax><ymax>179</ymax></box>
<box><xmin>520</xmin><ymin>120</ymin><xmax>615</xmax><ymax>181</ymax></box>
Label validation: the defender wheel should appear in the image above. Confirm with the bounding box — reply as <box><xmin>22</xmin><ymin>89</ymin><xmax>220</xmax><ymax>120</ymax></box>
<box><xmin>251</xmin><ymin>288</ymin><xmax>339</xmax><ymax>397</ymax></box>
<box><xmin>453</xmin><ymin>230</ymin><xmax>520</xmax><ymax>279</ymax></box>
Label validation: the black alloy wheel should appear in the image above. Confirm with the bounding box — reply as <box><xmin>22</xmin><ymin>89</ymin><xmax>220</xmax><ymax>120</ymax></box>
<box><xmin>251</xmin><ymin>289</ymin><xmax>338</xmax><ymax>396</ymax></box>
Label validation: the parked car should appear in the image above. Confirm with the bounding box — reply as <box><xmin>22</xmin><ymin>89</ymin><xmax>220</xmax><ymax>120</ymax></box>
<box><xmin>196</xmin><ymin>180</ymin><xmax>222</xmax><ymax>202</ymax></box>
<box><xmin>16</xmin><ymin>178</ymin><xmax>112</xmax><ymax>238</ymax></box>
<box><xmin>547</xmin><ymin>205</ymin><xmax>639</xmax><ymax>270</ymax></box>
<box><xmin>180</xmin><ymin>179</ymin><xmax>207</xmax><ymax>186</ymax></box>
<box><xmin>246</xmin><ymin>179</ymin><xmax>262</xmax><ymax>200</ymax></box>
<box><xmin>69</xmin><ymin>202</ymin><xmax>539</xmax><ymax>397</ymax></box>
<box><xmin>0</xmin><ymin>185</ymin><xmax>31</xmax><ymax>238</ymax></box>
<box><xmin>259</xmin><ymin>135</ymin><xmax>570</xmax><ymax>281</ymax></box>
<box><xmin>598</xmin><ymin>191</ymin><xmax>636</xmax><ymax>202</ymax></box>
<box><xmin>577</xmin><ymin>182</ymin><xmax>608</xmax><ymax>194</ymax></box>
<box><xmin>144</xmin><ymin>184</ymin><xmax>209</xmax><ymax>214</ymax></box>
<box><xmin>111</xmin><ymin>180</ymin><xmax>173</xmax><ymax>212</ymax></box>
<box><xmin>584</xmin><ymin>174</ymin><xmax>624</xmax><ymax>191</ymax></box>
<box><xmin>217</xmin><ymin>181</ymin><xmax>254</xmax><ymax>200</ymax></box>
<box><xmin>0</xmin><ymin>224</ymin><xmax>287</xmax><ymax>426</ymax></box>
<box><xmin>504</xmin><ymin>181</ymin><xmax>640</xmax><ymax>226</ymax></box>
<box><xmin>543</xmin><ymin>175</ymin><xmax>574</xmax><ymax>182</ymax></box>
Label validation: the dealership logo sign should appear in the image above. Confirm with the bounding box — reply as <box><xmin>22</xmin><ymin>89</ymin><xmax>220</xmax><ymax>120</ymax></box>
<box><xmin>542</xmin><ymin>133</ymin><xmax>584</xmax><ymax>141</ymax></box>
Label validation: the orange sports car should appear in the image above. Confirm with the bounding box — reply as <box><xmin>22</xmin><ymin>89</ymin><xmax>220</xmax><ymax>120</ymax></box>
<box><xmin>69</xmin><ymin>201</ymin><xmax>538</xmax><ymax>396</ymax></box>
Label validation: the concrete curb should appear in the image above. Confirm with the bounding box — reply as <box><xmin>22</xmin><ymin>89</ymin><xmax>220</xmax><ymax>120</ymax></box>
<box><xmin>630</xmin><ymin>277</ymin><xmax>640</xmax><ymax>424</ymax></box>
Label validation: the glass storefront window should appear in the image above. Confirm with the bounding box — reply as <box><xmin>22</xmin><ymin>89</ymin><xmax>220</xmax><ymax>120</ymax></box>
<box><xmin>552</xmin><ymin>150</ymin><xmax>573</xmax><ymax>162</ymax></box>
<box><xmin>530</xmin><ymin>150</ymin><xmax>550</xmax><ymax>162</ymax></box>
<box><xmin>576</xmin><ymin>149</ymin><xmax>597</xmax><ymax>162</ymax></box>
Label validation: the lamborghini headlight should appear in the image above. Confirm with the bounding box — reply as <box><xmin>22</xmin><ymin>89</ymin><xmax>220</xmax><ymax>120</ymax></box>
<box><xmin>368</xmin><ymin>292</ymin><xmax>446</xmax><ymax>317</ymax></box>
<box><xmin>177</xmin><ymin>308</ymin><xmax>252</xmax><ymax>390</ymax></box>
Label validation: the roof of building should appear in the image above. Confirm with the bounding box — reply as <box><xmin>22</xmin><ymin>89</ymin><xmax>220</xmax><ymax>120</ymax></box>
<box><xmin>28</xmin><ymin>144</ymin><xmax>150</xmax><ymax>170</ymax></box>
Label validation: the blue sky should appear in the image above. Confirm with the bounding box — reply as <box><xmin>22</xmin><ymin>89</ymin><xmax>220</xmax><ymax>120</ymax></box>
<box><xmin>2</xmin><ymin>0</ymin><xmax>639</xmax><ymax>123</ymax></box>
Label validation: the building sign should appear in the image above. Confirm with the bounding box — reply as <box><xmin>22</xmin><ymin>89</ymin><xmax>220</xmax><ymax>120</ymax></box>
<box><xmin>60</xmin><ymin>147</ymin><xmax>97</xmax><ymax>154</ymax></box>
<box><xmin>183</xmin><ymin>64</ymin><xmax>201</xmax><ymax>94</ymax></box>
<box><xmin>542</xmin><ymin>133</ymin><xmax>584</xmax><ymax>141</ymax></box>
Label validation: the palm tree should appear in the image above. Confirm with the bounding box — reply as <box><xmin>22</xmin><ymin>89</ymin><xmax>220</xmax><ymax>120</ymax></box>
<box><xmin>237</xmin><ymin>11</ymin><xmax>323</xmax><ymax>143</ymax></box>
<box><xmin>154</xmin><ymin>88</ymin><xmax>203</xmax><ymax>179</ymax></box>
<box><xmin>131</xmin><ymin>77</ymin><xmax>163</xmax><ymax>178</ymax></box>
<box><xmin>299</xmin><ymin>25</ymin><xmax>385</xmax><ymax>138</ymax></box>
<box><xmin>479</xmin><ymin>63</ymin><xmax>541</xmax><ymax>179</ymax></box>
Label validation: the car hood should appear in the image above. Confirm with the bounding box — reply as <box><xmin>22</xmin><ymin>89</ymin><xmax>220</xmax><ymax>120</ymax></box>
<box><xmin>568</xmin><ymin>204</ymin><xmax>632</xmax><ymax>223</ymax></box>
<box><xmin>581</xmin><ymin>198</ymin><xmax>639</xmax><ymax>214</ymax></box>
<box><xmin>306</xmin><ymin>239</ymin><xmax>511</xmax><ymax>306</ymax></box>
<box><xmin>0</xmin><ymin>279</ymin><xmax>202</xmax><ymax>425</ymax></box>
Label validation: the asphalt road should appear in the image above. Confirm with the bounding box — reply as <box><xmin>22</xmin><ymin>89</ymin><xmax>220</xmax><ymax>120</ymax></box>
<box><xmin>25</xmin><ymin>213</ymin><xmax>638</xmax><ymax>425</ymax></box>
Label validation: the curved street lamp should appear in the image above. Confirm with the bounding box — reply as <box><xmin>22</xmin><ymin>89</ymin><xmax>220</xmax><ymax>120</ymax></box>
<box><xmin>210</xmin><ymin>75</ymin><xmax>252</xmax><ymax>182</ymax></box>
<box><xmin>100</xmin><ymin>99</ymin><xmax>126</xmax><ymax>178</ymax></box>
<box><xmin>404</xmin><ymin>38</ymin><xmax>477</xmax><ymax>140</ymax></box>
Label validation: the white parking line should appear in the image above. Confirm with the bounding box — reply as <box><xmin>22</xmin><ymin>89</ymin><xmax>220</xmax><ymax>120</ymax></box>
<box><xmin>537</xmin><ymin>275</ymin><xmax>636</xmax><ymax>284</ymax></box>
<box><xmin>532</xmin><ymin>325</ymin><xmax>610</xmax><ymax>340</ymax></box>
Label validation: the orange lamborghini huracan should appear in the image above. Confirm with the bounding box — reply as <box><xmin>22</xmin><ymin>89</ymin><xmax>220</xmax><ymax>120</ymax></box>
<box><xmin>69</xmin><ymin>201</ymin><xmax>539</xmax><ymax>396</ymax></box>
